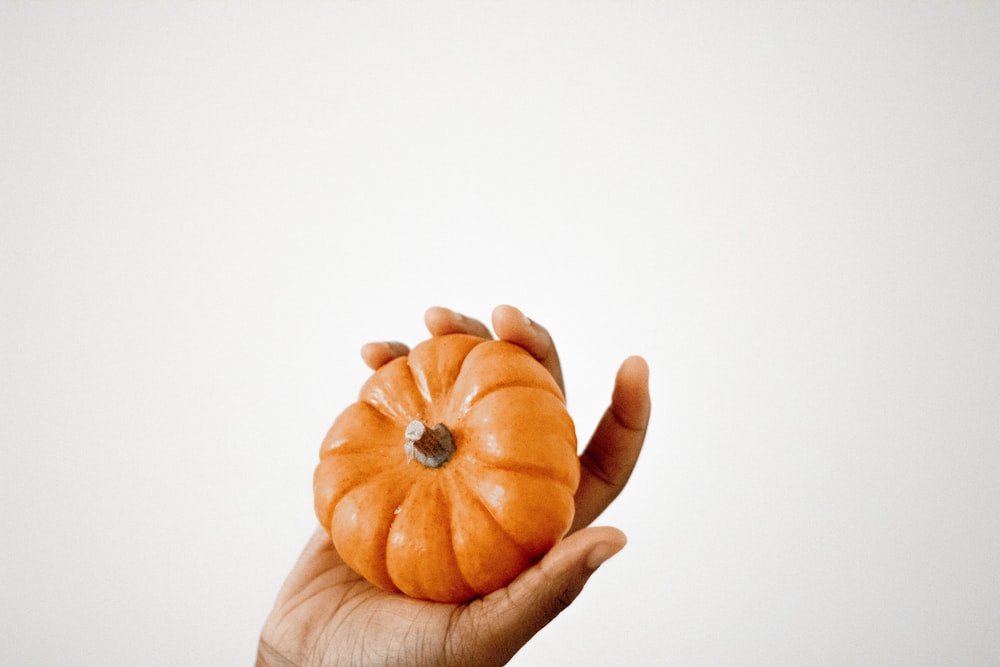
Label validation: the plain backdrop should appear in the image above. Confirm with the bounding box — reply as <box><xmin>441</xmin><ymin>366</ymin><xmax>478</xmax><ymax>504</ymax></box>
<box><xmin>2</xmin><ymin>2</ymin><xmax>999</xmax><ymax>665</ymax></box>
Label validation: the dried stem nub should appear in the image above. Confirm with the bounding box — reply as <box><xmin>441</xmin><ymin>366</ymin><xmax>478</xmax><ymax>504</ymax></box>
<box><xmin>404</xmin><ymin>420</ymin><xmax>455</xmax><ymax>468</ymax></box>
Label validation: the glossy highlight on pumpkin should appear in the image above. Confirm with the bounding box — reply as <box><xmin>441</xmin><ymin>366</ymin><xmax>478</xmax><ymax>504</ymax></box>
<box><xmin>313</xmin><ymin>333</ymin><xmax>580</xmax><ymax>602</ymax></box>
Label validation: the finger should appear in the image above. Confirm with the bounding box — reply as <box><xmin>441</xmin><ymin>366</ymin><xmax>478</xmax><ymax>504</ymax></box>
<box><xmin>491</xmin><ymin>304</ymin><xmax>565</xmax><ymax>394</ymax></box>
<box><xmin>360</xmin><ymin>341</ymin><xmax>410</xmax><ymax>370</ymax></box>
<box><xmin>424</xmin><ymin>306</ymin><xmax>493</xmax><ymax>338</ymax></box>
<box><xmin>571</xmin><ymin>356</ymin><xmax>651</xmax><ymax>533</ymax></box>
<box><xmin>462</xmin><ymin>526</ymin><xmax>627</xmax><ymax>666</ymax></box>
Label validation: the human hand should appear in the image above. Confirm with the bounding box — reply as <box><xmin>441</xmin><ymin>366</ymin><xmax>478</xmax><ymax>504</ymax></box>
<box><xmin>258</xmin><ymin>305</ymin><xmax>651</xmax><ymax>666</ymax></box>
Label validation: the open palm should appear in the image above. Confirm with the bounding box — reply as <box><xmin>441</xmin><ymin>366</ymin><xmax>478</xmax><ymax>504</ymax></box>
<box><xmin>258</xmin><ymin>306</ymin><xmax>650</xmax><ymax>667</ymax></box>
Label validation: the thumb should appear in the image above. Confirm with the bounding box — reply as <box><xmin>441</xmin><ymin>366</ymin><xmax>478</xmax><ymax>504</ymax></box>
<box><xmin>473</xmin><ymin>527</ymin><xmax>627</xmax><ymax>662</ymax></box>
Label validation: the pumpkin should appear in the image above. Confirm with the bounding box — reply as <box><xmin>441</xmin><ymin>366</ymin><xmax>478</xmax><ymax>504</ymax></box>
<box><xmin>313</xmin><ymin>332</ymin><xmax>580</xmax><ymax>602</ymax></box>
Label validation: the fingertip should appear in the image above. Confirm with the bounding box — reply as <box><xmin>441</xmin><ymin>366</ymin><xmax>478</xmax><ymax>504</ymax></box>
<box><xmin>542</xmin><ymin>526</ymin><xmax>627</xmax><ymax>575</ymax></box>
<box><xmin>360</xmin><ymin>342</ymin><xmax>380</xmax><ymax>369</ymax></box>
<box><xmin>360</xmin><ymin>341</ymin><xmax>409</xmax><ymax>369</ymax></box>
<box><xmin>491</xmin><ymin>304</ymin><xmax>531</xmax><ymax>336</ymax></box>
<box><xmin>492</xmin><ymin>305</ymin><xmax>550</xmax><ymax>351</ymax></box>
<box><xmin>585</xmin><ymin>528</ymin><xmax>628</xmax><ymax>570</ymax></box>
<box><xmin>619</xmin><ymin>355</ymin><xmax>650</xmax><ymax>387</ymax></box>
<box><xmin>493</xmin><ymin>304</ymin><xmax>515</xmax><ymax>317</ymax></box>
<box><xmin>426</xmin><ymin>306</ymin><xmax>492</xmax><ymax>338</ymax></box>
<box><xmin>613</xmin><ymin>356</ymin><xmax>652</xmax><ymax>426</ymax></box>
<box><xmin>622</xmin><ymin>354</ymin><xmax>649</xmax><ymax>374</ymax></box>
<box><xmin>424</xmin><ymin>305</ymin><xmax>455</xmax><ymax>333</ymax></box>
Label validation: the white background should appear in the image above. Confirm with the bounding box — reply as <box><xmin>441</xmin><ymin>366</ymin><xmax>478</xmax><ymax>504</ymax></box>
<box><xmin>3</xmin><ymin>2</ymin><xmax>998</xmax><ymax>665</ymax></box>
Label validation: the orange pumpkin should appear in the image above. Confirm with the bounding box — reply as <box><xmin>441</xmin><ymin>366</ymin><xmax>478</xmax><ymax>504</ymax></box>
<box><xmin>313</xmin><ymin>333</ymin><xmax>580</xmax><ymax>602</ymax></box>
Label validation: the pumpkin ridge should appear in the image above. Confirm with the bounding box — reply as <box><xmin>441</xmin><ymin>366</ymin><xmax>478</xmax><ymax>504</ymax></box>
<box><xmin>409</xmin><ymin>333</ymin><xmax>486</xmax><ymax>409</ymax></box>
<box><xmin>454</xmin><ymin>381</ymin><xmax>565</xmax><ymax>422</ymax></box>
<box><xmin>450</xmin><ymin>468</ymin><xmax>533</xmax><ymax>560</ymax></box>
<box><xmin>467</xmin><ymin>460</ymin><xmax>578</xmax><ymax>491</ymax></box>
<box><xmin>358</xmin><ymin>356</ymin><xmax>428</xmax><ymax>425</ymax></box>
<box><xmin>447</xmin><ymin>341</ymin><xmax>563</xmax><ymax>419</ymax></box>
<box><xmin>406</xmin><ymin>350</ymin><xmax>432</xmax><ymax>407</ymax></box>
<box><xmin>476</xmin><ymin>379</ymin><xmax>554</xmax><ymax>400</ymax></box>
<box><xmin>330</xmin><ymin>471</ymin><xmax>412</xmax><ymax>592</ymax></box>
<box><xmin>439</xmin><ymin>472</ymin><xmax>480</xmax><ymax>595</ymax></box>
<box><xmin>320</xmin><ymin>402</ymin><xmax>398</xmax><ymax>455</ymax></box>
<box><xmin>315</xmin><ymin>453</ymin><xmax>401</xmax><ymax>531</ymax></box>
<box><xmin>453</xmin><ymin>387</ymin><xmax>579</xmax><ymax>489</ymax></box>
<box><xmin>383</xmin><ymin>482</ymin><xmax>409</xmax><ymax>592</ymax></box>
<box><xmin>386</xmin><ymin>477</ymin><xmax>477</xmax><ymax>600</ymax></box>
<box><xmin>446</xmin><ymin>353</ymin><xmax>475</xmax><ymax>418</ymax></box>
<box><xmin>361</xmin><ymin>395</ymin><xmax>421</xmax><ymax>425</ymax></box>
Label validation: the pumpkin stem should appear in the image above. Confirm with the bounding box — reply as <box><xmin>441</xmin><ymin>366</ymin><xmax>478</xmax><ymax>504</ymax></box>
<box><xmin>404</xmin><ymin>420</ymin><xmax>455</xmax><ymax>468</ymax></box>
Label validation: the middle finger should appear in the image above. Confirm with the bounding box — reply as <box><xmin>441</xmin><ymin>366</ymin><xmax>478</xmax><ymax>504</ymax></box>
<box><xmin>424</xmin><ymin>306</ymin><xmax>493</xmax><ymax>339</ymax></box>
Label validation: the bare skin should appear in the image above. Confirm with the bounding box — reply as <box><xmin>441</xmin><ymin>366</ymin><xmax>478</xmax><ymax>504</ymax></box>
<box><xmin>259</xmin><ymin>305</ymin><xmax>651</xmax><ymax>666</ymax></box>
